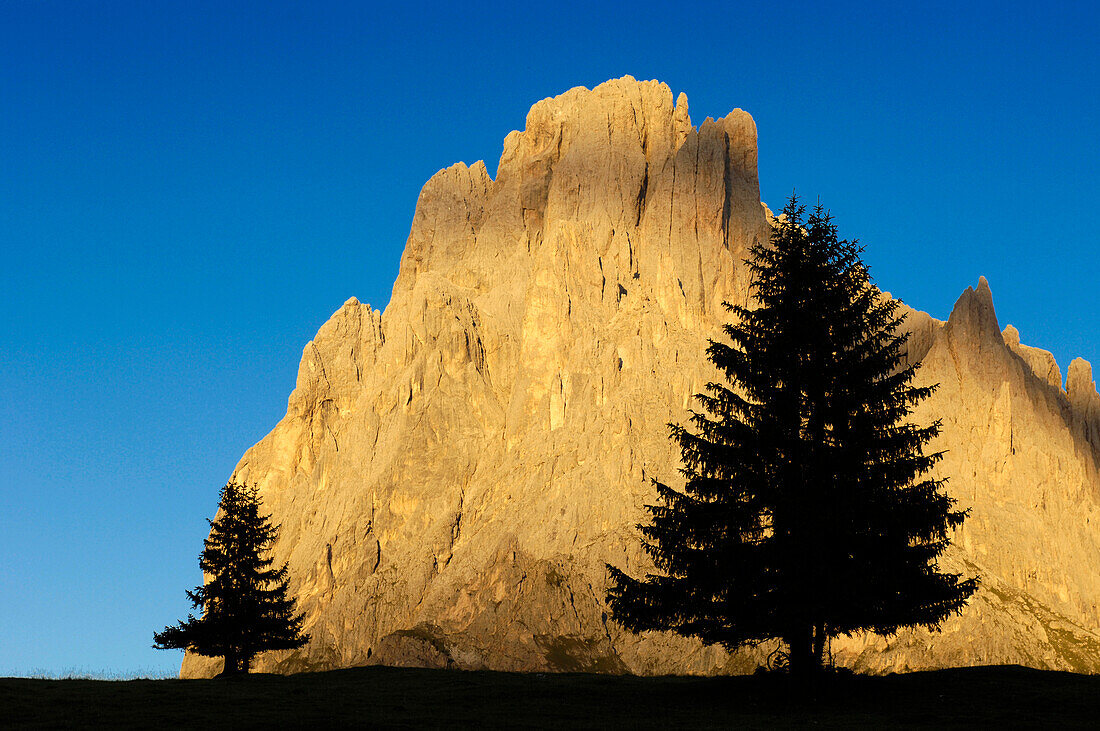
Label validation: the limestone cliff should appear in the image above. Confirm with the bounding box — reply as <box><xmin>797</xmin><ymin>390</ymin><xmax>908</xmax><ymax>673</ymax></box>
<box><xmin>182</xmin><ymin>78</ymin><xmax>1100</xmax><ymax>677</ymax></box>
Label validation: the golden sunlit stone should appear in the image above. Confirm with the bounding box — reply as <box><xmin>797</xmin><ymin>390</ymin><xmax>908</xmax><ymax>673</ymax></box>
<box><xmin>182</xmin><ymin>78</ymin><xmax>1100</xmax><ymax>677</ymax></box>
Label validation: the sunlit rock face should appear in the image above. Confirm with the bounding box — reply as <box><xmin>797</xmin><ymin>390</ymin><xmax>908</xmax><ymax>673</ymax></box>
<box><xmin>182</xmin><ymin>77</ymin><xmax>1100</xmax><ymax>677</ymax></box>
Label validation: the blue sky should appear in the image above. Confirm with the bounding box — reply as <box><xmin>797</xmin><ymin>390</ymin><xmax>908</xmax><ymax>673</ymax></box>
<box><xmin>1</xmin><ymin>1</ymin><xmax>1096</xmax><ymax>676</ymax></box>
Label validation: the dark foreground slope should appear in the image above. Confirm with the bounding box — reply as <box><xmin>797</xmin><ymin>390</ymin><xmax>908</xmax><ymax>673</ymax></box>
<box><xmin>2</xmin><ymin>665</ymin><xmax>1097</xmax><ymax>729</ymax></box>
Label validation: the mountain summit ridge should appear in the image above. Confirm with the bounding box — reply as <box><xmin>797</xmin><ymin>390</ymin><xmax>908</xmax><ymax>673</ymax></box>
<box><xmin>182</xmin><ymin>77</ymin><xmax>1100</xmax><ymax>677</ymax></box>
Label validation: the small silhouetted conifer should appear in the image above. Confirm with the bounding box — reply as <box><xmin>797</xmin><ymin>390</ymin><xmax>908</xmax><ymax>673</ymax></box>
<box><xmin>154</xmin><ymin>482</ymin><xmax>309</xmax><ymax>674</ymax></box>
<box><xmin>607</xmin><ymin>194</ymin><xmax>977</xmax><ymax>675</ymax></box>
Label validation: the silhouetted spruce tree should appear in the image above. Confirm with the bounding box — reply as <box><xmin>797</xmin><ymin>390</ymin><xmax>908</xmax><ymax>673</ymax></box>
<box><xmin>154</xmin><ymin>482</ymin><xmax>309</xmax><ymax>674</ymax></box>
<box><xmin>607</xmin><ymin>194</ymin><xmax>977</xmax><ymax>675</ymax></box>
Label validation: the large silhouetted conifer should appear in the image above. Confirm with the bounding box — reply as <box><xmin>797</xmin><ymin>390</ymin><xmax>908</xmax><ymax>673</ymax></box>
<box><xmin>607</xmin><ymin>195</ymin><xmax>977</xmax><ymax>675</ymax></box>
<box><xmin>155</xmin><ymin>482</ymin><xmax>309</xmax><ymax>674</ymax></box>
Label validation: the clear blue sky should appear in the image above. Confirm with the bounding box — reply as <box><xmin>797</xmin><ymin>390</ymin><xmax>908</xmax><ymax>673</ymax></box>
<box><xmin>1</xmin><ymin>1</ymin><xmax>1096</xmax><ymax>677</ymax></box>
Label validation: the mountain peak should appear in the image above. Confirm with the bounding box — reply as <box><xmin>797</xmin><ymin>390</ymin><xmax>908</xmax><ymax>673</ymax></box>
<box><xmin>183</xmin><ymin>80</ymin><xmax>1100</xmax><ymax>679</ymax></box>
<box><xmin>945</xmin><ymin>275</ymin><xmax>1001</xmax><ymax>345</ymax></box>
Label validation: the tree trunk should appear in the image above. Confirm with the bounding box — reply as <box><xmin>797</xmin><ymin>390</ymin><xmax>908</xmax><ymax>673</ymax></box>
<box><xmin>787</xmin><ymin>625</ymin><xmax>815</xmax><ymax>676</ymax></box>
<box><xmin>221</xmin><ymin>651</ymin><xmax>242</xmax><ymax>676</ymax></box>
<box><xmin>813</xmin><ymin>623</ymin><xmax>827</xmax><ymax>668</ymax></box>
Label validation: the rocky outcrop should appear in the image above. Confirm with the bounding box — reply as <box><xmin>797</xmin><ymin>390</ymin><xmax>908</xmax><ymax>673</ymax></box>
<box><xmin>182</xmin><ymin>78</ymin><xmax>1100</xmax><ymax>677</ymax></box>
<box><xmin>830</xmin><ymin>279</ymin><xmax>1100</xmax><ymax>672</ymax></box>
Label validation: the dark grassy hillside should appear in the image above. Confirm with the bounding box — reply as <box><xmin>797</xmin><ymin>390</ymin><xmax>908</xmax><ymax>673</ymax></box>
<box><xmin>2</xmin><ymin>664</ymin><xmax>1096</xmax><ymax>729</ymax></box>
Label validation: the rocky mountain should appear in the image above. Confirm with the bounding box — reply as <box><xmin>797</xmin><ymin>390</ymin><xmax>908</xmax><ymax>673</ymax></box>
<box><xmin>182</xmin><ymin>77</ymin><xmax>1100</xmax><ymax>677</ymax></box>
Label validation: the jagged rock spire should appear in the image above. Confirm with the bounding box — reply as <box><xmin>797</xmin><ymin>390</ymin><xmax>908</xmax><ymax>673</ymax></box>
<box><xmin>183</xmin><ymin>80</ymin><xmax>1100</xmax><ymax>678</ymax></box>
